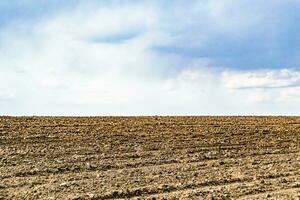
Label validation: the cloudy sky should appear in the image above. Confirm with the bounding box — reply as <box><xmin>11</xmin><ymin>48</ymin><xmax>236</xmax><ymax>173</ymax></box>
<box><xmin>1</xmin><ymin>0</ymin><xmax>300</xmax><ymax>115</ymax></box>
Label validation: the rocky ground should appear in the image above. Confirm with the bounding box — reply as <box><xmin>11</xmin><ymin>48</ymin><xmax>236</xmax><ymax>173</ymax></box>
<box><xmin>0</xmin><ymin>116</ymin><xmax>299</xmax><ymax>199</ymax></box>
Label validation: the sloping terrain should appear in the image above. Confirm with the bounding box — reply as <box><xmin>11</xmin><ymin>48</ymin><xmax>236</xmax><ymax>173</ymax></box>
<box><xmin>0</xmin><ymin>116</ymin><xmax>299</xmax><ymax>199</ymax></box>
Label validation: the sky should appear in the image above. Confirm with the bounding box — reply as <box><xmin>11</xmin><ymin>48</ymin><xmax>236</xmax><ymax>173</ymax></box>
<box><xmin>1</xmin><ymin>0</ymin><xmax>300</xmax><ymax>115</ymax></box>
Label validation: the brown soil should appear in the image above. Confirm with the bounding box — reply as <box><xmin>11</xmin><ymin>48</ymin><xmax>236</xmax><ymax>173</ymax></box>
<box><xmin>0</xmin><ymin>116</ymin><xmax>299</xmax><ymax>200</ymax></box>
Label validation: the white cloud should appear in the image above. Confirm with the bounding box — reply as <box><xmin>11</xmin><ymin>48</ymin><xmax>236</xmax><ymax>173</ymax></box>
<box><xmin>222</xmin><ymin>69</ymin><xmax>300</xmax><ymax>89</ymax></box>
<box><xmin>1</xmin><ymin>1</ymin><xmax>300</xmax><ymax>115</ymax></box>
<box><xmin>205</xmin><ymin>0</ymin><xmax>264</xmax><ymax>36</ymax></box>
<box><xmin>38</xmin><ymin>5</ymin><xmax>158</xmax><ymax>41</ymax></box>
<box><xmin>278</xmin><ymin>87</ymin><xmax>300</xmax><ymax>102</ymax></box>
<box><xmin>0</xmin><ymin>92</ymin><xmax>15</xmax><ymax>100</ymax></box>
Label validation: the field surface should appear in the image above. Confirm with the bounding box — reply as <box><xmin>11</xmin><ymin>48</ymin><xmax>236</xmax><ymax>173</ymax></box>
<box><xmin>0</xmin><ymin>116</ymin><xmax>299</xmax><ymax>200</ymax></box>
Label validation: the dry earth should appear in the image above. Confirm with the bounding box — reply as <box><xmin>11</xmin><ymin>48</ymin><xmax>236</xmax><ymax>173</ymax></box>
<box><xmin>0</xmin><ymin>116</ymin><xmax>299</xmax><ymax>199</ymax></box>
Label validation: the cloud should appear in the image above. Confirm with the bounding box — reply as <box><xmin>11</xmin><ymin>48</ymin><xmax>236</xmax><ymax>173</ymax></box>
<box><xmin>222</xmin><ymin>69</ymin><xmax>300</xmax><ymax>89</ymax></box>
<box><xmin>278</xmin><ymin>87</ymin><xmax>300</xmax><ymax>102</ymax></box>
<box><xmin>1</xmin><ymin>1</ymin><xmax>300</xmax><ymax>115</ymax></box>
<box><xmin>0</xmin><ymin>92</ymin><xmax>15</xmax><ymax>101</ymax></box>
<box><xmin>38</xmin><ymin>4</ymin><xmax>158</xmax><ymax>41</ymax></box>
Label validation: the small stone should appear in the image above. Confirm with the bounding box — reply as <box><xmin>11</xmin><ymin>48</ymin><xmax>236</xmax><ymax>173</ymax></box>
<box><xmin>87</xmin><ymin>193</ymin><xmax>95</xmax><ymax>198</ymax></box>
<box><xmin>59</xmin><ymin>182</ymin><xmax>69</xmax><ymax>187</ymax></box>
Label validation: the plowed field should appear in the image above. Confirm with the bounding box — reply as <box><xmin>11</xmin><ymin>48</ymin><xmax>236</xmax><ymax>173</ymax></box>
<box><xmin>0</xmin><ymin>117</ymin><xmax>299</xmax><ymax>199</ymax></box>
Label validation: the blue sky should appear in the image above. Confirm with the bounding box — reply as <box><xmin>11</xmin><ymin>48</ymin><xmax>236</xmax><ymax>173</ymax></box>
<box><xmin>1</xmin><ymin>0</ymin><xmax>300</xmax><ymax>115</ymax></box>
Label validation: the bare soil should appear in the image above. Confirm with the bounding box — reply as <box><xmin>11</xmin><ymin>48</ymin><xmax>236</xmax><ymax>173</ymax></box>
<box><xmin>0</xmin><ymin>116</ymin><xmax>299</xmax><ymax>199</ymax></box>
